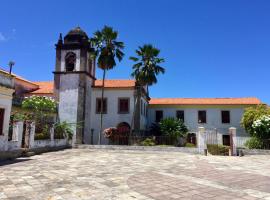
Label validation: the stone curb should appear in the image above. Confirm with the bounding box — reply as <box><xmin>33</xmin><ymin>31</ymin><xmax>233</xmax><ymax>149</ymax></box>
<box><xmin>74</xmin><ymin>144</ymin><xmax>200</xmax><ymax>154</ymax></box>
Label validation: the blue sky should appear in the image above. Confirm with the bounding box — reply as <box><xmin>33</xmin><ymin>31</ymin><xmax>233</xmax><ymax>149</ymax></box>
<box><xmin>1</xmin><ymin>0</ymin><xmax>270</xmax><ymax>104</ymax></box>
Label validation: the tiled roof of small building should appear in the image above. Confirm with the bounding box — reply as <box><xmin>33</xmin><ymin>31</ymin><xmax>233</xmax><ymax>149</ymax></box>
<box><xmin>31</xmin><ymin>81</ymin><xmax>54</xmax><ymax>94</ymax></box>
<box><xmin>149</xmin><ymin>98</ymin><xmax>261</xmax><ymax>105</ymax></box>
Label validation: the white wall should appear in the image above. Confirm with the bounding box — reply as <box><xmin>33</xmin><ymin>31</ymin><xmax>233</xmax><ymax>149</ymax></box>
<box><xmin>0</xmin><ymin>87</ymin><xmax>14</xmax><ymax>151</ymax></box>
<box><xmin>148</xmin><ymin>106</ymin><xmax>248</xmax><ymax>136</ymax></box>
<box><xmin>58</xmin><ymin>74</ymin><xmax>79</xmax><ymax>144</ymax></box>
<box><xmin>90</xmin><ymin>88</ymin><xmax>135</xmax><ymax>144</ymax></box>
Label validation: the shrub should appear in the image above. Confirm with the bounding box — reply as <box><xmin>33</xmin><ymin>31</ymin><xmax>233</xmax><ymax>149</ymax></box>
<box><xmin>160</xmin><ymin>118</ymin><xmax>188</xmax><ymax>138</ymax></box>
<box><xmin>207</xmin><ymin>144</ymin><xmax>230</xmax><ymax>156</ymax></box>
<box><xmin>149</xmin><ymin>123</ymin><xmax>161</xmax><ymax>136</ymax></box>
<box><xmin>141</xmin><ymin>138</ymin><xmax>156</xmax><ymax>146</ymax></box>
<box><xmin>54</xmin><ymin>121</ymin><xmax>74</xmax><ymax>140</ymax></box>
<box><xmin>252</xmin><ymin>115</ymin><xmax>270</xmax><ymax>139</ymax></box>
<box><xmin>244</xmin><ymin>137</ymin><xmax>264</xmax><ymax>149</ymax></box>
<box><xmin>35</xmin><ymin>124</ymin><xmax>50</xmax><ymax>140</ymax></box>
<box><xmin>185</xmin><ymin>143</ymin><xmax>196</xmax><ymax>148</ymax></box>
<box><xmin>241</xmin><ymin>104</ymin><xmax>270</xmax><ymax>135</ymax></box>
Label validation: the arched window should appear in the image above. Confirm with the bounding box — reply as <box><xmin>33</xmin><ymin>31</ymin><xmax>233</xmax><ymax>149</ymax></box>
<box><xmin>65</xmin><ymin>52</ymin><xmax>76</xmax><ymax>72</ymax></box>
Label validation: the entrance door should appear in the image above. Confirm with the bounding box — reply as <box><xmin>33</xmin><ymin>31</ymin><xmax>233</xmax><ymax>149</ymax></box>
<box><xmin>223</xmin><ymin>135</ymin><xmax>230</xmax><ymax>146</ymax></box>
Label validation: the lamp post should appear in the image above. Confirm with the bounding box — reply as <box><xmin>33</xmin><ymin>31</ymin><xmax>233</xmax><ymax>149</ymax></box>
<box><xmin>8</xmin><ymin>61</ymin><xmax>15</xmax><ymax>74</ymax></box>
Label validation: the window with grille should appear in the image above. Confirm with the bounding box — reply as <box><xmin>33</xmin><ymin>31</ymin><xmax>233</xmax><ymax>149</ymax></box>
<box><xmin>176</xmin><ymin>110</ymin><xmax>184</xmax><ymax>122</ymax></box>
<box><xmin>155</xmin><ymin>110</ymin><xmax>163</xmax><ymax>122</ymax></box>
<box><xmin>0</xmin><ymin>108</ymin><xmax>5</xmax><ymax>135</ymax></box>
<box><xmin>221</xmin><ymin>111</ymin><xmax>230</xmax><ymax>123</ymax></box>
<box><xmin>118</xmin><ymin>98</ymin><xmax>129</xmax><ymax>113</ymax></box>
<box><xmin>96</xmin><ymin>98</ymin><xmax>107</xmax><ymax>114</ymax></box>
<box><xmin>198</xmin><ymin>110</ymin><xmax>206</xmax><ymax>123</ymax></box>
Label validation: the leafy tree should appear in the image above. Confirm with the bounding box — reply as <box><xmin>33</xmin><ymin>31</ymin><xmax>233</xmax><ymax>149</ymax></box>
<box><xmin>22</xmin><ymin>96</ymin><xmax>57</xmax><ymax>113</ymax></box>
<box><xmin>90</xmin><ymin>26</ymin><xmax>124</xmax><ymax>144</ymax></box>
<box><xmin>252</xmin><ymin>115</ymin><xmax>270</xmax><ymax>139</ymax></box>
<box><xmin>130</xmin><ymin>44</ymin><xmax>165</xmax><ymax>133</ymax></box>
<box><xmin>159</xmin><ymin>118</ymin><xmax>188</xmax><ymax>144</ymax></box>
<box><xmin>241</xmin><ymin>104</ymin><xmax>270</xmax><ymax>135</ymax></box>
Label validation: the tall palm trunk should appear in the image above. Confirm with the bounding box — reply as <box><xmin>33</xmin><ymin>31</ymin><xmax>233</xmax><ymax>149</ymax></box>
<box><xmin>131</xmin><ymin>86</ymin><xmax>141</xmax><ymax>136</ymax></box>
<box><xmin>99</xmin><ymin>69</ymin><xmax>106</xmax><ymax>145</ymax></box>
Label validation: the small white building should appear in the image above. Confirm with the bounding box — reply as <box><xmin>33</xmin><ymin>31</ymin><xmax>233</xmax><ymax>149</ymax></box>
<box><xmin>0</xmin><ymin>70</ymin><xmax>15</xmax><ymax>151</ymax></box>
<box><xmin>148</xmin><ymin>98</ymin><xmax>261</xmax><ymax>145</ymax></box>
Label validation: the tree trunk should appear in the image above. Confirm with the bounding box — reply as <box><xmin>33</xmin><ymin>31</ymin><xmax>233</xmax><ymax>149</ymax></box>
<box><xmin>132</xmin><ymin>86</ymin><xmax>141</xmax><ymax>136</ymax></box>
<box><xmin>99</xmin><ymin>69</ymin><xmax>106</xmax><ymax>145</ymax></box>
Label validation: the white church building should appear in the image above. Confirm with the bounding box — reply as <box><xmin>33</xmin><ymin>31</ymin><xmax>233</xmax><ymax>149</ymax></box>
<box><xmin>5</xmin><ymin>27</ymin><xmax>262</xmax><ymax>145</ymax></box>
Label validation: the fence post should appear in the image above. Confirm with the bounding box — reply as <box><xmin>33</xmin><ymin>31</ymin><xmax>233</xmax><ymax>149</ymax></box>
<box><xmin>50</xmin><ymin>124</ymin><xmax>54</xmax><ymax>141</ymax></box>
<box><xmin>25</xmin><ymin>121</ymin><xmax>35</xmax><ymax>149</ymax></box>
<box><xmin>229</xmin><ymin>127</ymin><xmax>237</xmax><ymax>156</ymax></box>
<box><xmin>198</xmin><ymin>127</ymin><xmax>206</xmax><ymax>155</ymax></box>
<box><xmin>12</xmin><ymin>121</ymin><xmax>24</xmax><ymax>148</ymax></box>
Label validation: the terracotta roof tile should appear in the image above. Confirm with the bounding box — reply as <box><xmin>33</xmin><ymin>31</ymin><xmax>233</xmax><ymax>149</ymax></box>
<box><xmin>93</xmin><ymin>80</ymin><xmax>135</xmax><ymax>88</ymax></box>
<box><xmin>31</xmin><ymin>81</ymin><xmax>54</xmax><ymax>94</ymax></box>
<box><xmin>30</xmin><ymin>79</ymin><xmax>136</xmax><ymax>95</ymax></box>
<box><xmin>149</xmin><ymin>98</ymin><xmax>261</xmax><ymax>105</ymax></box>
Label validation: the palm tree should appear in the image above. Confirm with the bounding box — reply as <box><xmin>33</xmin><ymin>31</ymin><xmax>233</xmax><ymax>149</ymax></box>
<box><xmin>90</xmin><ymin>26</ymin><xmax>124</xmax><ymax>144</ymax></box>
<box><xmin>130</xmin><ymin>44</ymin><xmax>165</xmax><ymax>135</ymax></box>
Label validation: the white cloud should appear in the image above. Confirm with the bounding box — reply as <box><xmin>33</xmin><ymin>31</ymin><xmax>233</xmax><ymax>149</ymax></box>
<box><xmin>0</xmin><ymin>32</ymin><xmax>6</xmax><ymax>41</ymax></box>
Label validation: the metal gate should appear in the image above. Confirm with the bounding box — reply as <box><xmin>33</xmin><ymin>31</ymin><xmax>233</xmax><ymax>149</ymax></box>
<box><xmin>205</xmin><ymin>129</ymin><xmax>229</xmax><ymax>156</ymax></box>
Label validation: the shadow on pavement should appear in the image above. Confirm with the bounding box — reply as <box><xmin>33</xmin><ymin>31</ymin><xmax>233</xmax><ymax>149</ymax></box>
<box><xmin>0</xmin><ymin>158</ymin><xmax>32</xmax><ymax>167</ymax></box>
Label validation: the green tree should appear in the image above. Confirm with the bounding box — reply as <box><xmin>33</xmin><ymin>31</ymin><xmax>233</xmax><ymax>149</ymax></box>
<box><xmin>130</xmin><ymin>44</ymin><xmax>165</xmax><ymax>134</ymax></box>
<box><xmin>90</xmin><ymin>26</ymin><xmax>125</xmax><ymax>144</ymax></box>
<box><xmin>241</xmin><ymin>104</ymin><xmax>270</xmax><ymax>136</ymax></box>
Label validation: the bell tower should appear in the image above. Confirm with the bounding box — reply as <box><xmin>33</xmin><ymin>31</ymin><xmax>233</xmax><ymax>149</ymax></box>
<box><xmin>54</xmin><ymin>27</ymin><xmax>95</xmax><ymax>144</ymax></box>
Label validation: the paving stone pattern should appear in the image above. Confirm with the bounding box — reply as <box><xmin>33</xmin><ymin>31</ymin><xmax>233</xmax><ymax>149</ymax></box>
<box><xmin>0</xmin><ymin>149</ymin><xmax>270</xmax><ymax>199</ymax></box>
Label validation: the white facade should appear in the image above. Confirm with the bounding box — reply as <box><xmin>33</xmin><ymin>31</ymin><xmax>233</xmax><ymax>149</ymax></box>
<box><xmin>0</xmin><ymin>72</ymin><xmax>15</xmax><ymax>151</ymax></box>
<box><xmin>88</xmin><ymin>88</ymin><xmax>135</xmax><ymax>144</ymax></box>
<box><xmin>148</xmin><ymin>105</ymin><xmax>249</xmax><ymax>137</ymax></box>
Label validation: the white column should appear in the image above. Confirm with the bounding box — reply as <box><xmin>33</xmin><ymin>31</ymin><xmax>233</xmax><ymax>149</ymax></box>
<box><xmin>25</xmin><ymin>121</ymin><xmax>35</xmax><ymax>149</ymax></box>
<box><xmin>197</xmin><ymin>127</ymin><xmax>206</xmax><ymax>154</ymax></box>
<box><xmin>50</xmin><ymin>125</ymin><xmax>54</xmax><ymax>147</ymax></box>
<box><xmin>229</xmin><ymin>127</ymin><xmax>237</xmax><ymax>156</ymax></box>
<box><xmin>50</xmin><ymin>125</ymin><xmax>54</xmax><ymax>141</ymax></box>
<box><xmin>12</xmin><ymin>121</ymin><xmax>24</xmax><ymax>148</ymax></box>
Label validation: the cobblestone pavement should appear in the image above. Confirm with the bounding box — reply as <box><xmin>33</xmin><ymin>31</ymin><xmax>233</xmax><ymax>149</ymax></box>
<box><xmin>0</xmin><ymin>149</ymin><xmax>270</xmax><ymax>200</ymax></box>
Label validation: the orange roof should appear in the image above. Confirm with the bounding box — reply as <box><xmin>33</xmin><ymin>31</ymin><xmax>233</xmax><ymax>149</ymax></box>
<box><xmin>93</xmin><ymin>80</ymin><xmax>135</xmax><ymax>88</ymax></box>
<box><xmin>29</xmin><ymin>79</ymin><xmax>136</xmax><ymax>95</ymax></box>
<box><xmin>149</xmin><ymin>98</ymin><xmax>261</xmax><ymax>105</ymax></box>
<box><xmin>31</xmin><ymin>81</ymin><xmax>54</xmax><ymax>94</ymax></box>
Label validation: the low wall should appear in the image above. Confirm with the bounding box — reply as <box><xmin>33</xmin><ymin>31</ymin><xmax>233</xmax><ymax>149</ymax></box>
<box><xmin>75</xmin><ymin>145</ymin><xmax>200</xmax><ymax>154</ymax></box>
<box><xmin>33</xmin><ymin>139</ymin><xmax>69</xmax><ymax>149</ymax></box>
<box><xmin>242</xmin><ymin>149</ymin><xmax>270</xmax><ymax>155</ymax></box>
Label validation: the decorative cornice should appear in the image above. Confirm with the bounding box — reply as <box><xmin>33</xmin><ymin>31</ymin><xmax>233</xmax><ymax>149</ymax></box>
<box><xmin>53</xmin><ymin>71</ymin><xmax>96</xmax><ymax>80</ymax></box>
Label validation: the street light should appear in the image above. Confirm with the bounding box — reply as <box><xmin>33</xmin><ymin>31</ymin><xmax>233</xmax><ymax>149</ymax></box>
<box><xmin>8</xmin><ymin>61</ymin><xmax>15</xmax><ymax>74</ymax></box>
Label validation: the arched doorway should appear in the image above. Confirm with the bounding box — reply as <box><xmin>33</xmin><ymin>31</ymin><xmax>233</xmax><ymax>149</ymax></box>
<box><xmin>116</xmin><ymin>122</ymin><xmax>130</xmax><ymax>145</ymax></box>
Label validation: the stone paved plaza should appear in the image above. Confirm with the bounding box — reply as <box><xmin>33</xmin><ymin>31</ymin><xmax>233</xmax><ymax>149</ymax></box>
<box><xmin>0</xmin><ymin>149</ymin><xmax>270</xmax><ymax>200</ymax></box>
